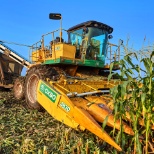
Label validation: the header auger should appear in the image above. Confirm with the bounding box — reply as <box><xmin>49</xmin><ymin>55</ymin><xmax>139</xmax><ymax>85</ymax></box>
<box><xmin>2</xmin><ymin>13</ymin><xmax>136</xmax><ymax>151</ymax></box>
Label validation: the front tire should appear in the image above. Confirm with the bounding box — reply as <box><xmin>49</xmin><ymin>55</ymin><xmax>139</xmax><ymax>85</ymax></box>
<box><xmin>25</xmin><ymin>67</ymin><xmax>42</xmax><ymax>110</ymax></box>
<box><xmin>25</xmin><ymin>65</ymin><xmax>59</xmax><ymax>110</ymax></box>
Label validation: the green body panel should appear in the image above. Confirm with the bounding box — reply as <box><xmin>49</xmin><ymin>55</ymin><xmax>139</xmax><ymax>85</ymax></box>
<box><xmin>43</xmin><ymin>57</ymin><xmax>105</xmax><ymax>68</ymax></box>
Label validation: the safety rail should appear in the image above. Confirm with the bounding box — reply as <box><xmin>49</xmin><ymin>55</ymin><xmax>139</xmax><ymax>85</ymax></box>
<box><xmin>29</xmin><ymin>29</ymin><xmax>69</xmax><ymax>62</ymax></box>
<box><xmin>104</xmin><ymin>42</ymin><xmax>121</xmax><ymax>69</ymax></box>
<box><xmin>107</xmin><ymin>43</ymin><xmax>120</xmax><ymax>62</ymax></box>
<box><xmin>29</xmin><ymin>40</ymin><xmax>42</xmax><ymax>62</ymax></box>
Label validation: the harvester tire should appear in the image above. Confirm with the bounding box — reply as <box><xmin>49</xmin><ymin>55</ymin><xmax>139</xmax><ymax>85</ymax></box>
<box><xmin>13</xmin><ymin>76</ymin><xmax>25</xmax><ymax>100</ymax></box>
<box><xmin>25</xmin><ymin>65</ymin><xmax>59</xmax><ymax>110</ymax></box>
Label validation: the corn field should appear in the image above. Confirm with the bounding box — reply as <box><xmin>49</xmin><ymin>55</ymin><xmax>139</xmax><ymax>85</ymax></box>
<box><xmin>0</xmin><ymin>44</ymin><xmax>154</xmax><ymax>153</ymax></box>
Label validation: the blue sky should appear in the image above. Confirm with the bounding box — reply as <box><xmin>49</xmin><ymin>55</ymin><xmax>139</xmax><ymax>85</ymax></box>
<box><xmin>0</xmin><ymin>0</ymin><xmax>154</xmax><ymax>74</ymax></box>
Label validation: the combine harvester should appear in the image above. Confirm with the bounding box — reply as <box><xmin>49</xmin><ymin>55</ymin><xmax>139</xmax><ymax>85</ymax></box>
<box><xmin>1</xmin><ymin>13</ymin><xmax>136</xmax><ymax>151</ymax></box>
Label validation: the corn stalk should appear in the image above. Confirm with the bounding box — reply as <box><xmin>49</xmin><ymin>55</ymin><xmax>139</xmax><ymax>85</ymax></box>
<box><xmin>109</xmin><ymin>49</ymin><xmax>154</xmax><ymax>153</ymax></box>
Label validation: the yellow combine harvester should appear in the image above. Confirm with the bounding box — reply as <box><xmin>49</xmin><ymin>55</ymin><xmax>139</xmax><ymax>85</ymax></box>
<box><xmin>12</xmin><ymin>13</ymin><xmax>135</xmax><ymax>151</ymax></box>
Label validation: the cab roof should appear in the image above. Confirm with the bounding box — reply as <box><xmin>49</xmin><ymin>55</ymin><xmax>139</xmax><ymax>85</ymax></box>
<box><xmin>67</xmin><ymin>20</ymin><xmax>113</xmax><ymax>34</ymax></box>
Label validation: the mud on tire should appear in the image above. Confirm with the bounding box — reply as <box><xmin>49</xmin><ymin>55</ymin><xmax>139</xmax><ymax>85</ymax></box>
<box><xmin>25</xmin><ymin>65</ymin><xmax>59</xmax><ymax>110</ymax></box>
<box><xmin>13</xmin><ymin>76</ymin><xmax>25</xmax><ymax>100</ymax></box>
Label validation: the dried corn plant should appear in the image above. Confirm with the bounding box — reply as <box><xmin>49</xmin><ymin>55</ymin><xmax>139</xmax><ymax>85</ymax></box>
<box><xmin>0</xmin><ymin>91</ymin><xmax>111</xmax><ymax>154</ymax></box>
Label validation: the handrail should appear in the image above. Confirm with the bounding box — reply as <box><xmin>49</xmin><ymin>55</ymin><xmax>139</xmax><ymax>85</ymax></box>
<box><xmin>106</xmin><ymin>42</ymin><xmax>121</xmax><ymax>64</ymax></box>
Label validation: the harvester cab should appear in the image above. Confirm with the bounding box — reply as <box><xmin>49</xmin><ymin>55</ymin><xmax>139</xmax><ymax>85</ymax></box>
<box><xmin>67</xmin><ymin>20</ymin><xmax>113</xmax><ymax>62</ymax></box>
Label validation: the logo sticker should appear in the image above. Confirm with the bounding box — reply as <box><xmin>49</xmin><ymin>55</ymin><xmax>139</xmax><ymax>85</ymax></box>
<box><xmin>55</xmin><ymin>46</ymin><xmax>60</xmax><ymax>51</ymax></box>
<box><xmin>39</xmin><ymin>82</ymin><xmax>57</xmax><ymax>103</ymax></box>
<box><xmin>60</xmin><ymin>102</ymin><xmax>70</xmax><ymax>112</ymax></box>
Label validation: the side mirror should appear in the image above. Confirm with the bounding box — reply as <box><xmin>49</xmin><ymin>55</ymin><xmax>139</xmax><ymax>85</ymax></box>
<box><xmin>108</xmin><ymin>35</ymin><xmax>113</xmax><ymax>39</ymax></box>
<box><xmin>49</xmin><ymin>13</ymin><xmax>61</xmax><ymax>20</ymax></box>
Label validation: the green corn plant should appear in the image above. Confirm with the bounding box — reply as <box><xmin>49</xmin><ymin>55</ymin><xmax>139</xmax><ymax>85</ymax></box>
<box><xmin>109</xmin><ymin>50</ymin><xmax>154</xmax><ymax>153</ymax></box>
